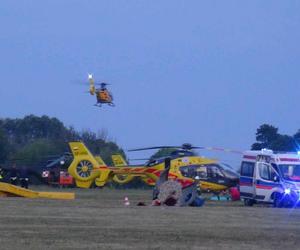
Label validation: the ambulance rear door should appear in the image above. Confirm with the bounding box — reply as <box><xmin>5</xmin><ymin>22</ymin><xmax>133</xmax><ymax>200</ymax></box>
<box><xmin>240</xmin><ymin>161</ymin><xmax>255</xmax><ymax>198</ymax></box>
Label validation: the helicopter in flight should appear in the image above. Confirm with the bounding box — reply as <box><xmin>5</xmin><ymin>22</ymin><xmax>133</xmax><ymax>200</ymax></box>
<box><xmin>67</xmin><ymin>142</ymin><xmax>240</xmax><ymax>193</ymax></box>
<box><xmin>87</xmin><ymin>74</ymin><xmax>115</xmax><ymax>107</ymax></box>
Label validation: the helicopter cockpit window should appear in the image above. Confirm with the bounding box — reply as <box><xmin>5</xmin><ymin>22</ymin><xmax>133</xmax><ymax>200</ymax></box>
<box><xmin>196</xmin><ymin>166</ymin><xmax>207</xmax><ymax>178</ymax></box>
<box><xmin>180</xmin><ymin>167</ymin><xmax>188</xmax><ymax>177</ymax></box>
<box><xmin>207</xmin><ymin>165</ymin><xmax>225</xmax><ymax>178</ymax></box>
<box><xmin>219</xmin><ymin>163</ymin><xmax>239</xmax><ymax>179</ymax></box>
<box><xmin>180</xmin><ymin>164</ymin><xmax>228</xmax><ymax>179</ymax></box>
<box><xmin>180</xmin><ymin>166</ymin><xmax>197</xmax><ymax>177</ymax></box>
<box><xmin>180</xmin><ymin>165</ymin><xmax>209</xmax><ymax>179</ymax></box>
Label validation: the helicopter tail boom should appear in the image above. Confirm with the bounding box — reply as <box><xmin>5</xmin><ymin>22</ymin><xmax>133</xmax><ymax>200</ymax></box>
<box><xmin>88</xmin><ymin>74</ymin><xmax>95</xmax><ymax>95</ymax></box>
<box><xmin>111</xmin><ymin>155</ymin><xmax>127</xmax><ymax>167</ymax></box>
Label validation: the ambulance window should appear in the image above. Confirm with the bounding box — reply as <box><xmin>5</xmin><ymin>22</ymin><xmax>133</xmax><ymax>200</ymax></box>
<box><xmin>240</xmin><ymin>162</ymin><xmax>254</xmax><ymax>177</ymax></box>
<box><xmin>270</xmin><ymin>167</ymin><xmax>278</xmax><ymax>180</ymax></box>
<box><xmin>259</xmin><ymin>163</ymin><xmax>271</xmax><ymax>180</ymax></box>
<box><xmin>271</xmin><ymin>163</ymin><xmax>279</xmax><ymax>173</ymax></box>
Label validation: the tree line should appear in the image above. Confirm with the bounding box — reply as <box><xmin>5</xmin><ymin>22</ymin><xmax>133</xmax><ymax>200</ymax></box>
<box><xmin>0</xmin><ymin>115</ymin><xmax>299</xmax><ymax>169</ymax></box>
<box><xmin>0</xmin><ymin>115</ymin><xmax>126</xmax><ymax>166</ymax></box>
<box><xmin>145</xmin><ymin>124</ymin><xmax>300</xmax><ymax>160</ymax></box>
<box><xmin>251</xmin><ymin>124</ymin><xmax>300</xmax><ymax>152</ymax></box>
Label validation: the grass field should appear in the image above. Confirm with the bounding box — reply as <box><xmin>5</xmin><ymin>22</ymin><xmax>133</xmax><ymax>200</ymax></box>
<box><xmin>0</xmin><ymin>187</ymin><xmax>300</xmax><ymax>250</ymax></box>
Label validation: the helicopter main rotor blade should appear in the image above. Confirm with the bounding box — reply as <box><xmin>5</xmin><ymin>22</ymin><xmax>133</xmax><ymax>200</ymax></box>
<box><xmin>128</xmin><ymin>144</ymin><xmax>242</xmax><ymax>154</ymax></box>
<box><xmin>128</xmin><ymin>146</ymin><xmax>181</xmax><ymax>152</ymax></box>
<box><xmin>95</xmin><ymin>83</ymin><xmax>111</xmax><ymax>86</ymax></box>
<box><xmin>200</xmin><ymin>147</ymin><xmax>243</xmax><ymax>154</ymax></box>
<box><xmin>128</xmin><ymin>143</ymin><xmax>205</xmax><ymax>152</ymax></box>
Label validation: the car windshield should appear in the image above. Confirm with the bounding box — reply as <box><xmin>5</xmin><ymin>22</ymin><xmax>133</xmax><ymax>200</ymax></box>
<box><xmin>278</xmin><ymin>164</ymin><xmax>300</xmax><ymax>182</ymax></box>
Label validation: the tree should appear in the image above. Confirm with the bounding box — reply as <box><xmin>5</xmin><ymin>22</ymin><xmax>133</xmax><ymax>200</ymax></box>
<box><xmin>0</xmin><ymin>128</ymin><xmax>9</xmax><ymax>163</ymax></box>
<box><xmin>80</xmin><ymin>130</ymin><xmax>126</xmax><ymax>165</ymax></box>
<box><xmin>13</xmin><ymin>139</ymin><xmax>60</xmax><ymax>166</ymax></box>
<box><xmin>252</xmin><ymin>124</ymin><xmax>296</xmax><ymax>151</ymax></box>
<box><xmin>0</xmin><ymin>115</ymin><xmax>126</xmax><ymax>166</ymax></box>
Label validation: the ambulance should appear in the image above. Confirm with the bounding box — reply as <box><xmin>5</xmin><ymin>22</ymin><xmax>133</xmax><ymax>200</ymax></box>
<box><xmin>239</xmin><ymin>149</ymin><xmax>300</xmax><ymax>207</ymax></box>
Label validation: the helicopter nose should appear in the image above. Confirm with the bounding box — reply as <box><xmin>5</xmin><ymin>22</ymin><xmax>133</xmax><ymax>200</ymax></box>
<box><xmin>230</xmin><ymin>175</ymin><xmax>240</xmax><ymax>187</ymax></box>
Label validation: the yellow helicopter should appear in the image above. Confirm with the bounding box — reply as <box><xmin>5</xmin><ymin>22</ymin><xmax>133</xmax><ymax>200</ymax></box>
<box><xmin>67</xmin><ymin>142</ymin><xmax>240</xmax><ymax>192</ymax></box>
<box><xmin>67</xmin><ymin>141</ymin><xmax>195</xmax><ymax>189</ymax></box>
<box><xmin>88</xmin><ymin>74</ymin><xmax>114</xmax><ymax>107</ymax></box>
<box><xmin>111</xmin><ymin>154</ymin><xmax>156</xmax><ymax>186</ymax></box>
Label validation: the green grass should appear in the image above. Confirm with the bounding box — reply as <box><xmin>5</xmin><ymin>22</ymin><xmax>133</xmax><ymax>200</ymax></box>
<box><xmin>0</xmin><ymin>187</ymin><xmax>300</xmax><ymax>250</ymax></box>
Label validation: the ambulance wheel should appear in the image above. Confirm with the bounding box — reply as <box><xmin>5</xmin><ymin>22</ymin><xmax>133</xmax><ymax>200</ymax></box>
<box><xmin>273</xmin><ymin>193</ymin><xmax>283</xmax><ymax>208</ymax></box>
<box><xmin>244</xmin><ymin>198</ymin><xmax>254</xmax><ymax>206</ymax></box>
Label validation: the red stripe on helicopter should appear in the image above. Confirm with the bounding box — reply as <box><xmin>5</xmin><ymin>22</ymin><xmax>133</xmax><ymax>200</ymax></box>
<box><xmin>95</xmin><ymin>166</ymin><xmax>108</xmax><ymax>169</ymax></box>
<box><xmin>145</xmin><ymin>179</ymin><xmax>155</xmax><ymax>184</ymax></box>
<box><xmin>145</xmin><ymin>168</ymin><xmax>158</xmax><ymax>174</ymax></box>
<box><xmin>177</xmin><ymin>179</ymin><xmax>194</xmax><ymax>188</ymax></box>
<box><xmin>145</xmin><ymin>169</ymin><xmax>160</xmax><ymax>175</ymax></box>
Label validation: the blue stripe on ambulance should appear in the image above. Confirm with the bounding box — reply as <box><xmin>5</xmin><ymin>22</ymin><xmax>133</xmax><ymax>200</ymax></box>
<box><xmin>240</xmin><ymin>176</ymin><xmax>253</xmax><ymax>186</ymax></box>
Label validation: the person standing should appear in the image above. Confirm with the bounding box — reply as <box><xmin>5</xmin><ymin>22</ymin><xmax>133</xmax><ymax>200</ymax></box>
<box><xmin>19</xmin><ymin>166</ymin><xmax>29</xmax><ymax>189</ymax></box>
<box><xmin>9</xmin><ymin>163</ymin><xmax>18</xmax><ymax>185</ymax></box>
<box><xmin>0</xmin><ymin>167</ymin><xmax>4</xmax><ymax>182</ymax></box>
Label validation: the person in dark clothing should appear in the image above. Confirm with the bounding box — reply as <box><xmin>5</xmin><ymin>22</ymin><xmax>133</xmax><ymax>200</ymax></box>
<box><xmin>0</xmin><ymin>167</ymin><xmax>4</xmax><ymax>182</ymax></box>
<box><xmin>19</xmin><ymin>166</ymin><xmax>29</xmax><ymax>189</ymax></box>
<box><xmin>10</xmin><ymin>163</ymin><xmax>18</xmax><ymax>185</ymax></box>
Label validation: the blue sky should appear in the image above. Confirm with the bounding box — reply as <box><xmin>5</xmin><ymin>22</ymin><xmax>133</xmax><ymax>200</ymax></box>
<box><xmin>0</xmin><ymin>1</ymin><xmax>300</xmax><ymax>166</ymax></box>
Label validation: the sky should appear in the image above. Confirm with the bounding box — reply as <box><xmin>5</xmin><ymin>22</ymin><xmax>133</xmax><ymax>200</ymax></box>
<box><xmin>0</xmin><ymin>0</ymin><xmax>300</xmax><ymax>167</ymax></box>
